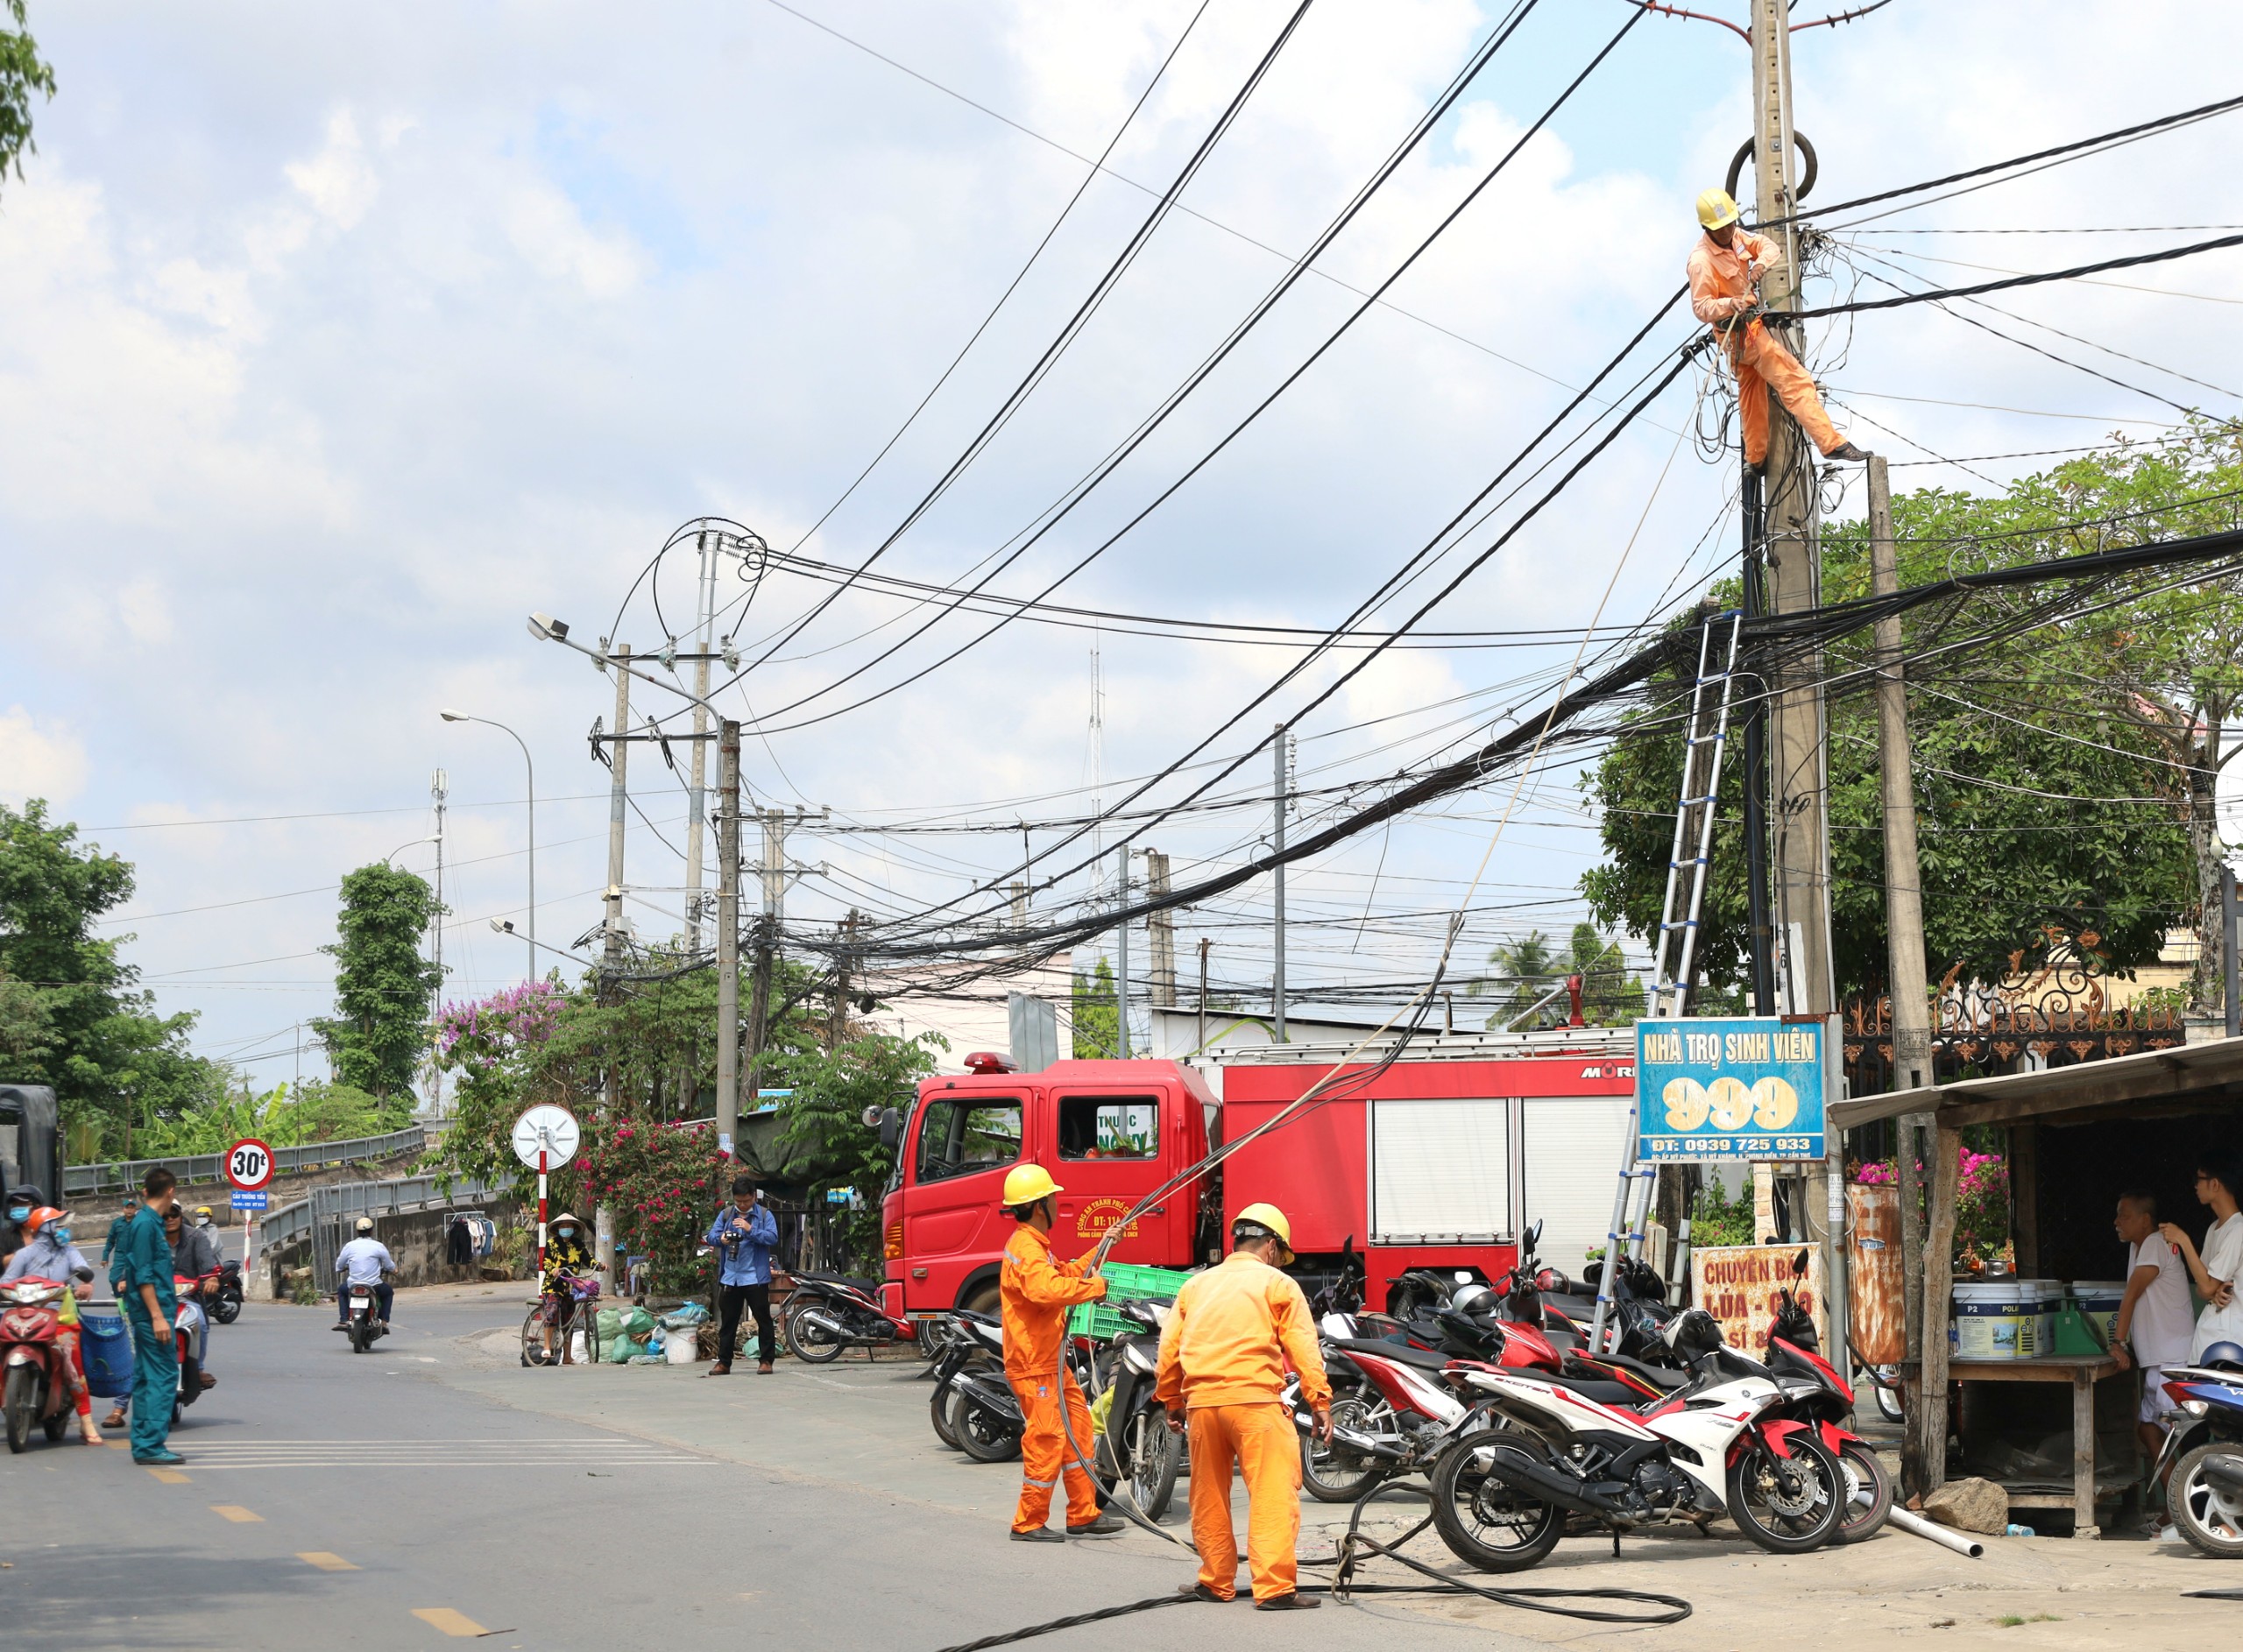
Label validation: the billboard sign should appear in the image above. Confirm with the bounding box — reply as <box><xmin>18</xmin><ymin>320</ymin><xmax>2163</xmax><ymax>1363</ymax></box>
<box><xmin>1636</xmin><ymin>1017</ymin><xmax>1828</xmax><ymax>1161</ymax></box>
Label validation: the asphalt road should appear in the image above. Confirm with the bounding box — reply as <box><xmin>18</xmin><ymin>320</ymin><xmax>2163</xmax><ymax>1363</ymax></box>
<box><xmin>3</xmin><ymin>1290</ymin><xmax>1544</xmax><ymax>1652</ymax></box>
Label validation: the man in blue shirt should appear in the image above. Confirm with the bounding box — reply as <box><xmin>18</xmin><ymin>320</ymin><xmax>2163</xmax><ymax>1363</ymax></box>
<box><xmin>704</xmin><ymin>1176</ymin><xmax>779</xmax><ymax>1375</ymax></box>
<box><xmin>121</xmin><ymin>1167</ymin><xmax>181</xmax><ymax>1465</ymax></box>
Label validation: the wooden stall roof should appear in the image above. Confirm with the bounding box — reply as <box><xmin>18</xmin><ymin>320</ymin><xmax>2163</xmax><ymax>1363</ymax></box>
<box><xmin>1829</xmin><ymin>1034</ymin><xmax>2243</xmax><ymax>1133</ymax></box>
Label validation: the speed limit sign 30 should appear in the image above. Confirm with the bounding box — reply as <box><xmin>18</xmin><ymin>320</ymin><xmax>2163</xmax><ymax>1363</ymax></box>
<box><xmin>226</xmin><ymin>1138</ymin><xmax>275</xmax><ymax>1192</ymax></box>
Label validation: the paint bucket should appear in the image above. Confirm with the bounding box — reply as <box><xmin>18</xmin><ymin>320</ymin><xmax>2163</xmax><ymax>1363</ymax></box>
<box><xmin>2070</xmin><ymin>1281</ymin><xmax>2126</xmax><ymax>1350</ymax></box>
<box><xmin>665</xmin><ymin>1326</ymin><xmax>703</xmax><ymax>1365</ymax></box>
<box><xmin>1953</xmin><ymin>1280</ymin><xmax>2025</xmax><ymax>1359</ymax></box>
<box><xmin>80</xmin><ymin>1308</ymin><xmax>134</xmax><ymax>1398</ymax></box>
<box><xmin>2024</xmin><ymin>1281</ymin><xmax>2063</xmax><ymax>1358</ymax></box>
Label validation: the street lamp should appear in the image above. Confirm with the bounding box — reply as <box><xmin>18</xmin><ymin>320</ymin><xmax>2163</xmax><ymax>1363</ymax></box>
<box><xmin>384</xmin><ymin>835</ymin><xmax>436</xmax><ymax>868</ymax></box>
<box><xmin>440</xmin><ymin>709</ymin><xmax>536</xmax><ymax>982</ymax></box>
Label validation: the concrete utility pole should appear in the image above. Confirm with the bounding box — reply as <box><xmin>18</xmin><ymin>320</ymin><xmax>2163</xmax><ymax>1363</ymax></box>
<box><xmin>595</xmin><ymin>646</ymin><xmax>632</xmax><ymax>1287</ymax></box>
<box><xmin>831</xmin><ymin>910</ymin><xmax>860</xmax><ymax>1048</ymax></box>
<box><xmin>1749</xmin><ymin>0</ymin><xmax>1836</xmax><ymax>1023</ymax></box>
<box><xmin>1197</xmin><ymin>937</ymin><xmax>1212</xmax><ymax>1055</ymax></box>
<box><xmin>1114</xmin><ymin>844</ymin><xmax>1132</xmax><ymax>1059</ymax></box>
<box><xmin>684</xmin><ymin>533</ymin><xmax>718</xmax><ymax>952</ymax></box>
<box><xmin>1870</xmin><ymin>455</ymin><xmax>1938</xmax><ymax>1493</ymax></box>
<box><xmin>1272</xmin><ymin>725</ymin><xmax>1290</xmax><ymax>1041</ymax></box>
<box><xmin>716</xmin><ymin>721</ymin><xmax>741</xmax><ymax>1161</ymax></box>
<box><xmin>1145</xmin><ymin>851</ymin><xmax>1175</xmax><ymax>1007</ymax></box>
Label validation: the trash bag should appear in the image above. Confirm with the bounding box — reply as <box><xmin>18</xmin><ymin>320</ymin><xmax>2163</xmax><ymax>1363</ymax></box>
<box><xmin>1089</xmin><ymin>1385</ymin><xmax>1116</xmax><ymax>1437</ymax></box>
<box><xmin>605</xmin><ymin>1331</ymin><xmax>639</xmax><ymax>1365</ymax></box>
<box><xmin>622</xmin><ymin>1306</ymin><xmax>658</xmax><ymax>1341</ymax></box>
<box><xmin>661</xmin><ymin>1301</ymin><xmax>711</xmax><ymax>1330</ymax></box>
<box><xmin>597</xmin><ymin>1307</ymin><xmax>624</xmax><ymax>1343</ymax></box>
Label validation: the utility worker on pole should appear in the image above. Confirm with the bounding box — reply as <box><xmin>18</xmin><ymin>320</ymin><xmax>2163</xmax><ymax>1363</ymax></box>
<box><xmin>1155</xmin><ymin>1202</ymin><xmax>1331</xmax><ymax>1610</ymax></box>
<box><xmin>1688</xmin><ymin>187</ymin><xmax>1869</xmax><ymax>477</ymax></box>
<box><xmin>998</xmin><ymin>1163</ymin><xmax>1124</xmax><ymax>1543</ymax></box>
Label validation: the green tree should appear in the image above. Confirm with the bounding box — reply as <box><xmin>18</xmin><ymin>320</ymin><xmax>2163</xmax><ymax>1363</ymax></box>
<box><xmin>1072</xmin><ymin>957</ymin><xmax>1118</xmax><ymax>1057</ymax></box>
<box><xmin>315</xmin><ymin>864</ymin><xmax>442</xmax><ymax>1099</ymax></box>
<box><xmin>1581</xmin><ymin>438</ymin><xmax>2214</xmax><ymax>1002</ymax></box>
<box><xmin>0</xmin><ymin>2</ymin><xmax>56</xmax><ymax>195</ymax></box>
<box><xmin>0</xmin><ymin>800</ymin><xmax>223</xmax><ymax>1154</ymax></box>
<box><xmin>1567</xmin><ymin>923</ymin><xmax>1644</xmax><ymax>1026</ymax></box>
<box><xmin>772</xmin><ymin>1029</ymin><xmax>945</xmax><ymax>1259</ymax></box>
<box><xmin>1468</xmin><ymin>931</ymin><xmax>1560</xmax><ymax>1028</ymax></box>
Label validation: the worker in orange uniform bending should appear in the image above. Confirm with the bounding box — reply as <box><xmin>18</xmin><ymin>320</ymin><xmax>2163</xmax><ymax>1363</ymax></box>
<box><xmin>1687</xmin><ymin>187</ymin><xmax>1868</xmax><ymax>478</ymax></box>
<box><xmin>1155</xmin><ymin>1203</ymin><xmax>1332</xmax><ymax>1610</ymax></box>
<box><xmin>997</xmin><ymin>1163</ymin><xmax>1124</xmax><ymax>1543</ymax></box>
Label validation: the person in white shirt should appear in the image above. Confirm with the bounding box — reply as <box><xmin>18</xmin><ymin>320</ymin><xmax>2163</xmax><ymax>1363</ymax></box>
<box><xmin>2111</xmin><ymin>1190</ymin><xmax>2196</xmax><ymax>1464</ymax></box>
<box><xmin>2161</xmin><ymin>1147</ymin><xmax>2243</xmax><ymax>1365</ymax></box>
<box><xmin>331</xmin><ymin>1218</ymin><xmax>398</xmax><ymax>1331</ymax></box>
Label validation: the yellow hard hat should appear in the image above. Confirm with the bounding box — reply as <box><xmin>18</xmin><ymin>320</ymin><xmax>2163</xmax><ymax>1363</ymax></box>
<box><xmin>1001</xmin><ymin>1163</ymin><xmax>1062</xmax><ymax>1208</ymax></box>
<box><xmin>1233</xmin><ymin>1202</ymin><xmax>1293</xmax><ymax>1257</ymax></box>
<box><xmin>1696</xmin><ymin>188</ymin><xmax>1740</xmax><ymax>230</ymax></box>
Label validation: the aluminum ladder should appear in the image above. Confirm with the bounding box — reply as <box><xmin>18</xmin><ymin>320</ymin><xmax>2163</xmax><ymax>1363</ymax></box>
<box><xmin>1586</xmin><ymin>611</ymin><xmax>1744</xmax><ymax>1350</ymax></box>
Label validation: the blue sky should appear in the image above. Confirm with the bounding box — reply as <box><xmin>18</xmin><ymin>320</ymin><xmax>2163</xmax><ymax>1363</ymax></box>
<box><xmin>2</xmin><ymin>1</ymin><xmax>2239</xmax><ymax>1079</ymax></box>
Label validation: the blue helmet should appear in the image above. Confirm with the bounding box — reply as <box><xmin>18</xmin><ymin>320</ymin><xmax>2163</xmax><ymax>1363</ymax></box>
<box><xmin>2202</xmin><ymin>1341</ymin><xmax>2243</xmax><ymax>1371</ymax></box>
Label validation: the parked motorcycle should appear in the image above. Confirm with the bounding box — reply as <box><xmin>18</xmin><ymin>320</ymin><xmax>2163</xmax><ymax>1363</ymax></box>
<box><xmin>2153</xmin><ymin>1345</ymin><xmax>2243</xmax><ymax>1557</ymax></box>
<box><xmin>782</xmin><ymin>1273</ymin><xmax>908</xmax><ymax>1365</ymax></box>
<box><xmin>1764</xmin><ymin>1248</ymin><xmax>1892</xmax><ymax>1544</ymax></box>
<box><xmin>929</xmin><ymin>1310</ymin><xmax>1022</xmax><ymax>1464</ymax></box>
<box><xmin>1093</xmin><ymin>1298</ymin><xmax>1180</xmax><ymax>1521</ymax></box>
<box><xmin>208</xmin><ymin>1259</ymin><xmax>244</xmax><ymax>1326</ymax></box>
<box><xmin>1426</xmin><ymin>1306</ymin><xmax>1847</xmax><ymax>1571</ymax></box>
<box><xmin>1</xmin><ymin>1272</ymin><xmax>81</xmax><ymax>1452</ymax></box>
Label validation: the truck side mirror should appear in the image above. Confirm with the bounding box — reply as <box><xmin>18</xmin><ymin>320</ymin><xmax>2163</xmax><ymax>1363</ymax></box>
<box><xmin>875</xmin><ymin>1108</ymin><xmax>901</xmax><ymax>1151</ymax></box>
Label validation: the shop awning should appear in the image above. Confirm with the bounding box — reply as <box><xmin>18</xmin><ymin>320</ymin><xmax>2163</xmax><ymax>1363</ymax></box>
<box><xmin>1829</xmin><ymin>1034</ymin><xmax>2243</xmax><ymax>1132</ymax></box>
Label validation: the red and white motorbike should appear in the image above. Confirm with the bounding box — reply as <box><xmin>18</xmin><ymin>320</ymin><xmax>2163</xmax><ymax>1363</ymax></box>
<box><xmin>1426</xmin><ymin>1307</ymin><xmax>1846</xmax><ymax>1571</ymax></box>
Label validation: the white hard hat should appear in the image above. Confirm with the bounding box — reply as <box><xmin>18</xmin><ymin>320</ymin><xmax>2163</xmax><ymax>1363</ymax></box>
<box><xmin>355</xmin><ymin>1217</ymin><xmax>376</xmax><ymax>1235</ymax></box>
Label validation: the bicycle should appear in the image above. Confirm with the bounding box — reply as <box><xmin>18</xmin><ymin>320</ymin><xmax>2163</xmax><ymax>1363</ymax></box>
<box><xmin>520</xmin><ymin>1273</ymin><xmax>604</xmax><ymax>1368</ymax></box>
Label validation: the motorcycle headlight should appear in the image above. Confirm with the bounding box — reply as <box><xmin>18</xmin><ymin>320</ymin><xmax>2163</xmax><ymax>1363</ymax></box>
<box><xmin>2180</xmin><ymin>1399</ymin><xmax>2210</xmax><ymax>1417</ymax></box>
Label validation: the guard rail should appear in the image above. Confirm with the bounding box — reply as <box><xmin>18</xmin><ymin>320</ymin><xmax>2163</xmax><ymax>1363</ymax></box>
<box><xmin>62</xmin><ymin>1125</ymin><xmax>429</xmax><ymax>1197</ymax></box>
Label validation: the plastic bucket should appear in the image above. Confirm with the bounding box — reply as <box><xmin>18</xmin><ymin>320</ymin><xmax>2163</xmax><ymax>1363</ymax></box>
<box><xmin>2071</xmin><ymin>1281</ymin><xmax>2126</xmax><ymax>1350</ymax></box>
<box><xmin>2025</xmin><ymin>1281</ymin><xmax>2063</xmax><ymax>1358</ymax></box>
<box><xmin>81</xmin><ymin>1309</ymin><xmax>134</xmax><ymax>1397</ymax></box>
<box><xmin>665</xmin><ymin>1327</ymin><xmax>702</xmax><ymax>1366</ymax></box>
<box><xmin>1953</xmin><ymin>1281</ymin><xmax>2025</xmax><ymax>1359</ymax></box>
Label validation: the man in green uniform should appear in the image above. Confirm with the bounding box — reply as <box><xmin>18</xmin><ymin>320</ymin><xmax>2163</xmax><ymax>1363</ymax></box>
<box><xmin>121</xmin><ymin>1167</ymin><xmax>181</xmax><ymax>1465</ymax></box>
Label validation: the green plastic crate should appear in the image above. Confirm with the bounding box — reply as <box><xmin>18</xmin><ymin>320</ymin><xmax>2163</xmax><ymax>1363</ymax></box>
<box><xmin>1067</xmin><ymin>1261</ymin><xmax>1197</xmax><ymax>1339</ymax></box>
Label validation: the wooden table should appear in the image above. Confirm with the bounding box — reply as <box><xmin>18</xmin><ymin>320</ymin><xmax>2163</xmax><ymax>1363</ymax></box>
<box><xmin>1948</xmin><ymin>1354</ymin><xmax>2127</xmax><ymax>1538</ymax></box>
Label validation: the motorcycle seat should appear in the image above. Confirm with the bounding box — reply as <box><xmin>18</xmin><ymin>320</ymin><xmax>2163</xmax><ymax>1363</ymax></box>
<box><xmin>1537</xmin><ymin>1372</ymin><xmax>1652</xmax><ymax>1408</ymax></box>
<box><xmin>952</xmin><ymin>1307</ymin><xmax>1000</xmax><ymax>1327</ymax></box>
<box><xmin>1590</xmin><ymin>1352</ymin><xmax>1688</xmax><ymax>1393</ymax></box>
<box><xmin>1329</xmin><ymin>1337</ymin><xmax>1452</xmax><ymax>1372</ymax></box>
<box><xmin>796</xmin><ymin>1272</ymin><xmax>884</xmax><ymax>1295</ymax></box>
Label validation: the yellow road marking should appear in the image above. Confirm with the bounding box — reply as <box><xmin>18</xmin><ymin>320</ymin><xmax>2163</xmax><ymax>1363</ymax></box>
<box><xmin>210</xmin><ymin>1504</ymin><xmax>262</xmax><ymax>1523</ymax></box>
<box><xmin>413</xmin><ymin>1607</ymin><xmax>491</xmax><ymax>1637</ymax></box>
<box><xmin>299</xmin><ymin>1551</ymin><xmax>358</xmax><ymax>1571</ymax></box>
<box><xmin>145</xmin><ymin>1467</ymin><xmax>189</xmax><ymax>1484</ymax></box>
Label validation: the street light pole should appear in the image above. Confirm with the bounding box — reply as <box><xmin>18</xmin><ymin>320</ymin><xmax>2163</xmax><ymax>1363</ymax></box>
<box><xmin>440</xmin><ymin>710</ymin><xmax>536</xmax><ymax>980</ymax></box>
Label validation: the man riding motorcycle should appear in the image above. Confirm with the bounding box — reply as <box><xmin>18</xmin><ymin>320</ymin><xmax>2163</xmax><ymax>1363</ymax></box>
<box><xmin>332</xmin><ymin>1218</ymin><xmax>398</xmax><ymax>1333</ymax></box>
<box><xmin>163</xmin><ymin>1200</ymin><xmax>221</xmax><ymax>1395</ymax></box>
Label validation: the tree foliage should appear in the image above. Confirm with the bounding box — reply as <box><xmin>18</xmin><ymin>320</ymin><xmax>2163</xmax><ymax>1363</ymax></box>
<box><xmin>0</xmin><ymin>1</ymin><xmax>56</xmax><ymax>195</ymax></box>
<box><xmin>0</xmin><ymin>801</ymin><xmax>229</xmax><ymax>1155</ymax></box>
<box><xmin>1581</xmin><ymin>433</ymin><xmax>2228</xmax><ymax>1001</ymax></box>
<box><xmin>1072</xmin><ymin>957</ymin><xmax>1118</xmax><ymax>1057</ymax></box>
<box><xmin>1467</xmin><ymin>925</ymin><xmax>1641</xmax><ymax>1028</ymax></box>
<box><xmin>315</xmin><ymin>864</ymin><xmax>443</xmax><ymax>1098</ymax></box>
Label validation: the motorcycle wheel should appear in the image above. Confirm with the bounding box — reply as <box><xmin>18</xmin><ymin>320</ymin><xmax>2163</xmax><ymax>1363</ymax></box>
<box><xmin>2169</xmin><ymin>1443</ymin><xmax>2243</xmax><ymax>1557</ymax></box>
<box><xmin>930</xmin><ymin>1382</ymin><xmax>963</xmax><ymax>1450</ymax></box>
<box><xmin>1302</xmin><ymin>1393</ymin><xmax>1393</xmax><ymax>1504</ymax></box>
<box><xmin>1121</xmin><ymin>1403</ymin><xmax>1181</xmax><ymax>1522</ymax></box>
<box><xmin>954</xmin><ymin>1393</ymin><xmax>1023</xmax><ymax>1465</ymax></box>
<box><xmin>4</xmin><ymin>1365</ymin><xmax>35</xmax><ymax>1454</ymax></box>
<box><xmin>782</xmin><ymin>1302</ymin><xmax>846</xmax><ymax>1364</ymax></box>
<box><xmin>210</xmin><ymin>1290</ymin><xmax>243</xmax><ymax>1327</ymax></box>
<box><xmin>1427</xmin><ymin>1435</ymin><xmax>1565</xmax><ymax>1573</ymax></box>
<box><xmin>1870</xmin><ymin>1366</ymin><xmax>1904</xmax><ymax>1423</ymax></box>
<box><xmin>1835</xmin><ymin>1439</ymin><xmax>1893</xmax><ymax>1544</ymax></box>
<box><xmin>1725</xmin><ymin>1430</ymin><xmax>1845</xmax><ymax>1554</ymax></box>
<box><xmin>350</xmin><ymin>1317</ymin><xmax>369</xmax><ymax>1355</ymax></box>
<box><xmin>43</xmin><ymin>1408</ymin><xmax>67</xmax><ymax>1442</ymax></box>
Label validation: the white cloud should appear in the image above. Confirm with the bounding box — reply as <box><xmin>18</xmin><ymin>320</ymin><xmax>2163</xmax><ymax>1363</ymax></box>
<box><xmin>503</xmin><ymin>181</ymin><xmax>643</xmax><ymax>298</ymax></box>
<box><xmin>285</xmin><ymin>109</ymin><xmax>381</xmax><ymax>229</ymax></box>
<box><xmin>0</xmin><ymin>708</ymin><xmax>88</xmax><ymax>808</ymax></box>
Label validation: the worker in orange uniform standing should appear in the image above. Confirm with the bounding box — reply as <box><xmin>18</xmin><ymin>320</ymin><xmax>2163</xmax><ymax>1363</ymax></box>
<box><xmin>997</xmin><ymin>1163</ymin><xmax>1124</xmax><ymax>1543</ymax></box>
<box><xmin>1688</xmin><ymin>187</ymin><xmax>1868</xmax><ymax>478</ymax></box>
<box><xmin>1155</xmin><ymin>1203</ymin><xmax>1331</xmax><ymax>1610</ymax></box>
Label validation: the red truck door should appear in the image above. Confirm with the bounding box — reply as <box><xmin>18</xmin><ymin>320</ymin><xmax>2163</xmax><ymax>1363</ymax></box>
<box><xmin>1048</xmin><ymin>1083</ymin><xmax>1189</xmax><ymax>1265</ymax></box>
<box><xmin>899</xmin><ymin>1087</ymin><xmax>1025</xmax><ymax>1311</ymax></box>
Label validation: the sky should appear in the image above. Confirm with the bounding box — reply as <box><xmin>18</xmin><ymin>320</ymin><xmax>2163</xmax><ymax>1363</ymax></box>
<box><xmin>3</xmin><ymin>0</ymin><xmax>2241</xmax><ymax>1086</ymax></box>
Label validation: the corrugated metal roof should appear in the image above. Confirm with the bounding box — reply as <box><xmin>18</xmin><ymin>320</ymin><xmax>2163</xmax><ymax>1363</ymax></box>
<box><xmin>1829</xmin><ymin>1034</ymin><xmax>2243</xmax><ymax>1129</ymax></box>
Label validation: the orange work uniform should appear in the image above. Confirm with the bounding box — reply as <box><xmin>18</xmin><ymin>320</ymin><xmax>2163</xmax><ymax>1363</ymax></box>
<box><xmin>1154</xmin><ymin>1251</ymin><xmax>1331</xmax><ymax>1602</ymax></box>
<box><xmin>1687</xmin><ymin>227</ymin><xmax>1841</xmax><ymax>466</ymax></box>
<box><xmin>999</xmin><ymin>1224</ymin><xmax>1106</xmax><ymax>1534</ymax></box>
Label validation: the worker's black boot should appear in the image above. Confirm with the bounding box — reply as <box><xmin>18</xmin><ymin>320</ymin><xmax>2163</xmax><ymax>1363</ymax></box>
<box><xmin>1825</xmin><ymin>441</ymin><xmax>1872</xmax><ymax>462</ymax></box>
<box><xmin>1066</xmin><ymin>1513</ymin><xmax>1125</xmax><ymax>1536</ymax></box>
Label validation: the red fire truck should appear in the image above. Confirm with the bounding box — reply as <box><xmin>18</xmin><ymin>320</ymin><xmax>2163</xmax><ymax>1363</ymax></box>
<box><xmin>878</xmin><ymin>1029</ymin><xmax>1637</xmax><ymax>1323</ymax></box>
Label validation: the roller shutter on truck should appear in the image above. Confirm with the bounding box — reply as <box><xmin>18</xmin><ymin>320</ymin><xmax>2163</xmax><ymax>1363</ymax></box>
<box><xmin>1521</xmin><ymin>1096</ymin><xmax>1636</xmax><ymax>1276</ymax></box>
<box><xmin>1368</xmin><ymin>1098</ymin><xmax>1516</xmax><ymax>1243</ymax></box>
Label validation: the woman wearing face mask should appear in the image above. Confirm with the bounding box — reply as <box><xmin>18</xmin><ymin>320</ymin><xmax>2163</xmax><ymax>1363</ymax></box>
<box><xmin>3</xmin><ymin>1184</ymin><xmax>47</xmax><ymax>1268</ymax></box>
<box><xmin>539</xmin><ymin>1214</ymin><xmax>594</xmax><ymax>1366</ymax></box>
<box><xmin>1</xmin><ymin>1207</ymin><xmax>103</xmax><ymax>1444</ymax></box>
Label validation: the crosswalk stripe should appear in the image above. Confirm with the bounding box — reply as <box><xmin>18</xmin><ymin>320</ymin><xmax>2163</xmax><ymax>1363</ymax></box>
<box><xmin>209</xmin><ymin>1505</ymin><xmax>262</xmax><ymax>1522</ymax></box>
<box><xmin>145</xmin><ymin>1467</ymin><xmax>189</xmax><ymax>1484</ymax></box>
<box><xmin>299</xmin><ymin>1552</ymin><xmax>357</xmax><ymax>1571</ymax></box>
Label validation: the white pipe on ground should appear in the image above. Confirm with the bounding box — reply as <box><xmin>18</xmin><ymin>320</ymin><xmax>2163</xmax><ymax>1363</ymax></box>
<box><xmin>1888</xmin><ymin>1507</ymin><xmax>1985</xmax><ymax>1557</ymax></box>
